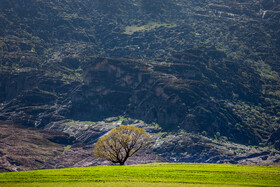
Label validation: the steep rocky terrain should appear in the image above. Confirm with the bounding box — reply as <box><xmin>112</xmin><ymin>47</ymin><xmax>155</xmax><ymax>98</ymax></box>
<box><xmin>2</xmin><ymin>119</ymin><xmax>279</xmax><ymax>172</ymax></box>
<box><xmin>46</xmin><ymin>118</ymin><xmax>280</xmax><ymax>167</ymax></box>
<box><xmin>0</xmin><ymin>121</ymin><xmax>74</xmax><ymax>172</ymax></box>
<box><xmin>0</xmin><ymin>0</ymin><xmax>280</xmax><ymax>170</ymax></box>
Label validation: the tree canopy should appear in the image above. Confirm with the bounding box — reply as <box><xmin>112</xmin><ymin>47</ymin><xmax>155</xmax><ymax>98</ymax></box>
<box><xmin>94</xmin><ymin>125</ymin><xmax>151</xmax><ymax>165</ymax></box>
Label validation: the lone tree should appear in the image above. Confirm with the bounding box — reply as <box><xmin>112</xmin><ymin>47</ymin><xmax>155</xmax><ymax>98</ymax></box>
<box><xmin>94</xmin><ymin>125</ymin><xmax>151</xmax><ymax>165</ymax></box>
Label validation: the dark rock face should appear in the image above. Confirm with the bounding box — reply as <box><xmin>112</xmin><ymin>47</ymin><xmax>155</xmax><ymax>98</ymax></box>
<box><xmin>66</xmin><ymin>53</ymin><xmax>264</xmax><ymax>145</ymax></box>
<box><xmin>0</xmin><ymin>68</ymin><xmax>79</xmax><ymax>127</ymax></box>
<box><xmin>267</xmin><ymin>128</ymin><xmax>280</xmax><ymax>150</ymax></box>
<box><xmin>0</xmin><ymin>0</ymin><xmax>280</xmax><ymax>168</ymax></box>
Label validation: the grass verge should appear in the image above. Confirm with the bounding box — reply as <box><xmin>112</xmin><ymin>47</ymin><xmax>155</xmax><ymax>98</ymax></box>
<box><xmin>0</xmin><ymin>163</ymin><xmax>279</xmax><ymax>186</ymax></box>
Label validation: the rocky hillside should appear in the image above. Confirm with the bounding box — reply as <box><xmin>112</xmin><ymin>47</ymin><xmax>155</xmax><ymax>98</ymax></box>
<box><xmin>0</xmin><ymin>0</ymin><xmax>280</xmax><ymax>169</ymax></box>
<box><xmin>1</xmin><ymin>119</ymin><xmax>279</xmax><ymax>172</ymax></box>
<box><xmin>0</xmin><ymin>121</ymin><xmax>74</xmax><ymax>172</ymax></box>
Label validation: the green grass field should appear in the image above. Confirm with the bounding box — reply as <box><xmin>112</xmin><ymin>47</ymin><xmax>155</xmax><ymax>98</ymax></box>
<box><xmin>0</xmin><ymin>163</ymin><xmax>279</xmax><ymax>186</ymax></box>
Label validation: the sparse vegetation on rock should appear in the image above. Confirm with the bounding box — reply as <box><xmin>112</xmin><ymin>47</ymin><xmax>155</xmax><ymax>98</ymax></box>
<box><xmin>0</xmin><ymin>0</ymin><xmax>279</xmax><ymax>169</ymax></box>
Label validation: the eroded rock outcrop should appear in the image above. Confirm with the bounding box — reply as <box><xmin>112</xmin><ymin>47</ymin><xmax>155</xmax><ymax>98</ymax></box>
<box><xmin>0</xmin><ymin>121</ymin><xmax>74</xmax><ymax>172</ymax></box>
<box><xmin>0</xmin><ymin>0</ymin><xmax>279</xmax><ymax>168</ymax></box>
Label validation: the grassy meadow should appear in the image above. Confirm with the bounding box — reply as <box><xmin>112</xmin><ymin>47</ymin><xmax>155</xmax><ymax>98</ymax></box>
<box><xmin>0</xmin><ymin>163</ymin><xmax>279</xmax><ymax>186</ymax></box>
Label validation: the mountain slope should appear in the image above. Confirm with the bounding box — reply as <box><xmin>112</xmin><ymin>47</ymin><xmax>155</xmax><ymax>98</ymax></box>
<box><xmin>0</xmin><ymin>121</ymin><xmax>75</xmax><ymax>172</ymax></box>
<box><xmin>0</xmin><ymin>0</ymin><xmax>280</xmax><ymax>168</ymax></box>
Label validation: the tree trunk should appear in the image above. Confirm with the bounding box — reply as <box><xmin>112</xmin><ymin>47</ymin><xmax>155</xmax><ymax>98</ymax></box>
<box><xmin>119</xmin><ymin>162</ymin><xmax>124</xmax><ymax>165</ymax></box>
